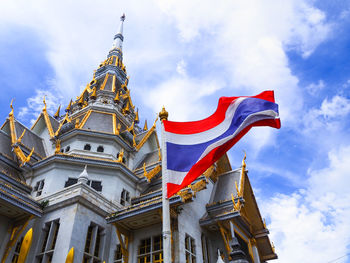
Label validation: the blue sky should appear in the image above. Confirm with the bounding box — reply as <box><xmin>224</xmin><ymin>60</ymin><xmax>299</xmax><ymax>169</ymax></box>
<box><xmin>1</xmin><ymin>0</ymin><xmax>350</xmax><ymax>262</ymax></box>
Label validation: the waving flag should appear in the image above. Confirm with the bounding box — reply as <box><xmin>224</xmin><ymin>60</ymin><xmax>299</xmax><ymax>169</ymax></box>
<box><xmin>162</xmin><ymin>90</ymin><xmax>281</xmax><ymax>198</ymax></box>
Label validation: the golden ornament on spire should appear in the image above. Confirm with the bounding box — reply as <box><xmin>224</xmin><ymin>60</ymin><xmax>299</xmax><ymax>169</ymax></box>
<box><xmin>159</xmin><ymin>106</ymin><xmax>168</xmax><ymax>121</ymax></box>
<box><xmin>135</xmin><ymin>109</ymin><xmax>139</xmax><ymax>123</ymax></box>
<box><xmin>143</xmin><ymin>120</ymin><xmax>148</xmax><ymax>131</ymax></box>
<box><xmin>65</xmin><ymin>99</ymin><xmax>72</xmax><ymax>112</ymax></box>
<box><xmin>123</xmin><ymin>101</ymin><xmax>130</xmax><ymax>114</ymax></box>
<box><xmin>90</xmin><ymin>87</ymin><xmax>97</xmax><ymax>100</ymax></box>
<box><xmin>54</xmin><ymin>105</ymin><xmax>61</xmax><ymax>119</ymax></box>
<box><xmin>78</xmin><ymin>95</ymin><xmax>84</xmax><ymax>106</ymax></box>
<box><xmin>9</xmin><ymin>99</ymin><xmax>14</xmax><ymax>116</ymax></box>
<box><xmin>114</xmin><ymin>90</ymin><xmax>120</xmax><ymax>103</ymax></box>
<box><xmin>43</xmin><ymin>96</ymin><xmax>47</xmax><ymax>110</ymax></box>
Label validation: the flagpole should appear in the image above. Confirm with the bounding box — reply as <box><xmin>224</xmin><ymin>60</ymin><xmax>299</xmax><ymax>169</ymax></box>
<box><xmin>159</xmin><ymin>107</ymin><xmax>171</xmax><ymax>263</ymax></box>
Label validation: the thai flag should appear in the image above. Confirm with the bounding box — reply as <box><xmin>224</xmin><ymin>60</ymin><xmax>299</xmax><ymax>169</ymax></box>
<box><xmin>162</xmin><ymin>90</ymin><xmax>281</xmax><ymax>198</ymax></box>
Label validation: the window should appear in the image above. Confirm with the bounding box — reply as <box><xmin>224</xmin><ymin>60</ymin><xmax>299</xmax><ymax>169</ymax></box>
<box><xmin>120</xmin><ymin>189</ymin><xmax>130</xmax><ymax>206</ymax></box>
<box><xmin>114</xmin><ymin>244</ymin><xmax>122</xmax><ymax>263</ymax></box>
<box><xmin>97</xmin><ymin>146</ymin><xmax>104</xmax><ymax>153</ymax></box>
<box><xmin>84</xmin><ymin>144</ymin><xmax>91</xmax><ymax>151</ymax></box>
<box><xmin>64</xmin><ymin>178</ymin><xmax>78</xmax><ymax>188</ymax></box>
<box><xmin>33</xmin><ymin>180</ymin><xmax>45</xmax><ymax>197</ymax></box>
<box><xmin>185</xmin><ymin>235</ymin><xmax>196</xmax><ymax>263</ymax></box>
<box><xmin>83</xmin><ymin>223</ymin><xmax>105</xmax><ymax>263</ymax></box>
<box><xmin>64</xmin><ymin>178</ymin><xmax>102</xmax><ymax>192</ymax></box>
<box><xmin>37</xmin><ymin>220</ymin><xmax>60</xmax><ymax>262</ymax></box>
<box><xmin>65</xmin><ymin>146</ymin><xmax>70</xmax><ymax>152</ymax></box>
<box><xmin>11</xmin><ymin>237</ymin><xmax>23</xmax><ymax>263</ymax></box>
<box><xmin>137</xmin><ymin>235</ymin><xmax>163</xmax><ymax>263</ymax></box>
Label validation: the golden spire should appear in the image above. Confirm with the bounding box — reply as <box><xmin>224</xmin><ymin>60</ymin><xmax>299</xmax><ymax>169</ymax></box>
<box><xmin>43</xmin><ymin>96</ymin><xmax>47</xmax><ymax>111</ymax></box>
<box><xmin>54</xmin><ymin>105</ymin><xmax>61</xmax><ymax>119</ymax></box>
<box><xmin>90</xmin><ymin>87</ymin><xmax>97</xmax><ymax>100</ymax></box>
<box><xmin>9</xmin><ymin>99</ymin><xmax>14</xmax><ymax>116</ymax></box>
<box><xmin>239</xmin><ymin>151</ymin><xmax>247</xmax><ymax>197</ymax></box>
<box><xmin>159</xmin><ymin>106</ymin><xmax>168</xmax><ymax>121</ymax></box>
<box><xmin>143</xmin><ymin>120</ymin><xmax>148</xmax><ymax>131</ymax></box>
<box><xmin>123</xmin><ymin>101</ymin><xmax>130</xmax><ymax>114</ymax></box>
<box><xmin>114</xmin><ymin>90</ymin><xmax>120</xmax><ymax>102</ymax></box>
<box><xmin>65</xmin><ymin>99</ymin><xmax>72</xmax><ymax>112</ymax></box>
<box><xmin>78</xmin><ymin>95</ymin><xmax>84</xmax><ymax>106</ymax></box>
<box><xmin>135</xmin><ymin>109</ymin><xmax>139</xmax><ymax>123</ymax></box>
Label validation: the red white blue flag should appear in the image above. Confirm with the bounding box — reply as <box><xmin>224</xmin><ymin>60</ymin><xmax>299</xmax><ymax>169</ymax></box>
<box><xmin>163</xmin><ymin>90</ymin><xmax>281</xmax><ymax>198</ymax></box>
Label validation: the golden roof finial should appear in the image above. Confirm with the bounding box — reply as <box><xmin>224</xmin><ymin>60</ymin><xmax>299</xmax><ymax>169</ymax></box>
<box><xmin>143</xmin><ymin>120</ymin><xmax>148</xmax><ymax>131</ymax></box>
<box><xmin>43</xmin><ymin>96</ymin><xmax>47</xmax><ymax>111</ymax></box>
<box><xmin>239</xmin><ymin>151</ymin><xmax>247</xmax><ymax>197</ymax></box>
<box><xmin>135</xmin><ymin>109</ymin><xmax>139</xmax><ymax>123</ymax></box>
<box><xmin>65</xmin><ymin>99</ymin><xmax>72</xmax><ymax>112</ymax></box>
<box><xmin>78</xmin><ymin>95</ymin><xmax>84</xmax><ymax>106</ymax></box>
<box><xmin>123</xmin><ymin>101</ymin><xmax>130</xmax><ymax>114</ymax></box>
<box><xmin>9</xmin><ymin>99</ymin><xmax>14</xmax><ymax>116</ymax></box>
<box><xmin>114</xmin><ymin>90</ymin><xmax>120</xmax><ymax>103</ymax></box>
<box><xmin>54</xmin><ymin>105</ymin><xmax>61</xmax><ymax>119</ymax></box>
<box><xmin>159</xmin><ymin>106</ymin><xmax>168</xmax><ymax>121</ymax></box>
<box><xmin>117</xmin><ymin>149</ymin><xmax>124</xmax><ymax>163</ymax></box>
<box><xmin>90</xmin><ymin>87</ymin><xmax>97</xmax><ymax>100</ymax></box>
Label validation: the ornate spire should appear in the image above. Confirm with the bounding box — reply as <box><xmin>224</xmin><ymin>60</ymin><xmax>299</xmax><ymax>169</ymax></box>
<box><xmin>54</xmin><ymin>105</ymin><xmax>61</xmax><ymax>119</ymax></box>
<box><xmin>78</xmin><ymin>165</ymin><xmax>89</xmax><ymax>184</ymax></box>
<box><xmin>143</xmin><ymin>120</ymin><xmax>148</xmax><ymax>131</ymax></box>
<box><xmin>111</xmin><ymin>13</ymin><xmax>126</xmax><ymax>52</ymax></box>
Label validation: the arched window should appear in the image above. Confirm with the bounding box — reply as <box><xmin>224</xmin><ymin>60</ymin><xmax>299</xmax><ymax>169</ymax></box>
<box><xmin>84</xmin><ymin>144</ymin><xmax>91</xmax><ymax>151</ymax></box>
<box><xmin>65</xmin><ymin>146</ymin><xmax>70</xmax><ymax>152</ymax></box>
<box><xmin>97</xmin><ymin>146</ymin><xmax>104</xmax><ymax>153</ymax></box>
<box><xmin>120</xmin><ymin>189</ymin><xmax>130</xmax><ymax>206</ymax></box>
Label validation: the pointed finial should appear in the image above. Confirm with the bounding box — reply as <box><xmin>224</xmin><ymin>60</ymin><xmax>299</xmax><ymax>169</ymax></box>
<box><xmin>9</xmin><ymin>99</ymin><xmax>14</xmax><ymax>116</ymax></box>
<box><xmin>78</xmin><ymin>95</ymin><xmax>84</xmax><ymax>106</ymax></box>
<box><xmin>123</xmin><ymin>101</ymin><xmax>130</xmax><ymax>114</ymax></box>
<box><xmin>135</xmin><ymin>108</ymin><xmax>139</xmax><ymax>123</ymax></box>
<box><xmin>143</xmin><ymin>120</ymin><xmax>148</xmax><ymax>131</ymax></box>
<box><xmin>114</xmin><ymin>90</ymin><xmax>120</xmax><ymax>103</ymax></box>
<box><xmin>159</xmin><ymin>106</ymin><xmax>168</xmax><ymax>121</ymax></box>
<box><xmin>43</xmin><ymin>96</ymin><xmax>47</xmax><ymax>110</ymax></box>
<box><xmin>54</xmin><ymin>105</ymin><xmax>61</xmax><ymax>119</ymax></box>
<box><xmin>65</xmin><ymin>99</ymin><xmax>72</xmax><ymax>112</ymax></box>
<box><xmin>111</xmin><ymin>13</ymin><xmax>126</xmax><ymax>51</ymax></box>
<box><xmin>78</xmin><ymin>165</ymin><xmax>89</xmax><ymax>184</ymax></box>
<box><xmin>90</xmin><ymin>87</ymin><xmax>97</xmax><ymax>100</ymax></box>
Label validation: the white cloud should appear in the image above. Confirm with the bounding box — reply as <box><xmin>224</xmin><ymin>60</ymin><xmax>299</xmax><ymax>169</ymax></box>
<box><xmin>262</xmin><ymin>145</ymin><xmax>350</xmax><ymax>263</ymax></box>
<box><xmin>18</xmin><ymin>88</ymin><xmax>64</xmax><ymax>125</ymax></box>
<box><xmin>306</xmin><ymin>80</ymin><xmax>325</xmax><ymax>95</ymax></box>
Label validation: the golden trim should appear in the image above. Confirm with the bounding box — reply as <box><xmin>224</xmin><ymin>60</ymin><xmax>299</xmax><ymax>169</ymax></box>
<box><xmin>42</xmin><ymin>104</ymin><xmax>55</xmax><ymax>138</ymax></box>
<box><xmin>78</xmin><ymin>110</ymin><xmax>92</xmax><ymax>129</ymax></box>
<box><xmin>135</xmin><ymin>116</ymin><xmax>158</xmax><ymax>151</ymax></box>
<box><xmin>13</xmin><ymin>146</ymin><xmax>34</xmax><ymax>167</ymax></box>
<box><xmin>54</xmin><ymin>113</ymin><xmax>71</xmax><ymax>137</ymax></box>
<box><xmin>218</xmin><ymin>222</ymin><xmax>232</xmax><ymax>260</ymax></box>
<box><xmin>111</xmin><ymin>74</ymin><xmax>116</xmax><ymax>92</ymax></box>
<box><xmin>100</xmin><ymin>73</ymin><xmax>109</xmax><ymax>90</ymax></box>
<box><xmin>143</xmin><ymin>164</ymin><xmax>161</xmax><ymax>182</ymax></box>
<box><xmin>189</xmin><ymin>179</ymin><xmax>207</xmax><ymax>196</ymax></box>
<box><xmin>114</xmin><ymin>224</ymin><xmax>129</xmax><ymax>263</ymax></box>
<box><xmin>113</xmin><ymin>114</ymin><xmax>117</xmax><ymax>134</ymax></box>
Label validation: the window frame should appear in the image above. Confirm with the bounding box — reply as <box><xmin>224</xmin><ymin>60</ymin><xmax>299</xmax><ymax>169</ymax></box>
<box><xmin>185</xmin><ymin>234</ymin><xmax>196</xmax><ymax>263</ymax></box>
<box><xmin>137</xmin><ymin>235</ymin><xmax>163</xmax><ymax>263</ymax></box>
<box><xmin>33</xmin><ymin>179</ymin><xmax>45</xmax><ymax>197</ymax></box>
<box><xmin>36</xmin><ymin>219</ymin><xmax>60</xmax><ymax>262</ymax></box>
<box><xmin>84</xmin><ymin>144</ymin><xmax>91</xmax><ymax>151</ymax></box>
<box><xmin>83</xmin><ymin>222</ymin><xmax>105</xmax><ymax>263</ymax></box>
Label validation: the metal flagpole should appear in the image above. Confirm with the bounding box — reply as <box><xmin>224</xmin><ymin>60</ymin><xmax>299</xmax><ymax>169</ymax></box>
<box><xmin>159</xmin><ymin>107</ymin><xmax>171</xmax><ymax>263</ymax></box>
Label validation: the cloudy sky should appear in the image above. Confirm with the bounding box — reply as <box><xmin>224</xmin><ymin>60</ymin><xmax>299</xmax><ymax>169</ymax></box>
<box><xmin>1</xmin><ymin>0</ymin><xmax>350</xmax><ymax>262</ymax></box>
